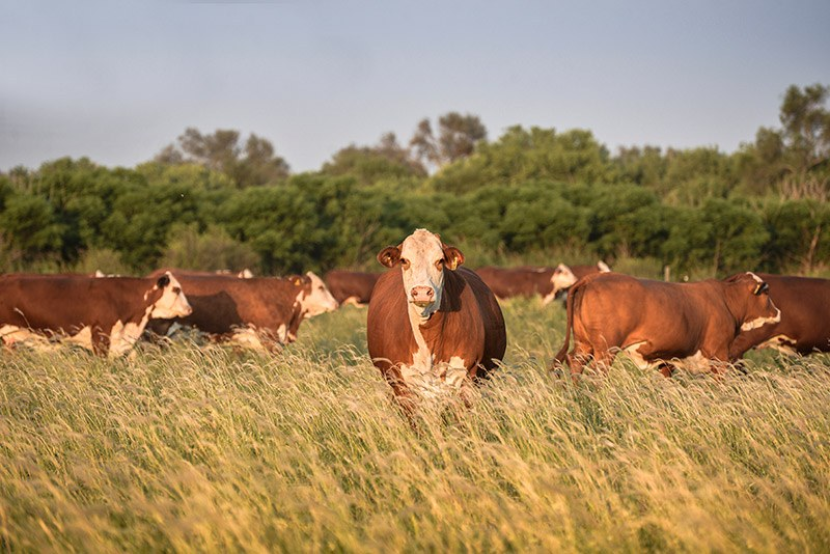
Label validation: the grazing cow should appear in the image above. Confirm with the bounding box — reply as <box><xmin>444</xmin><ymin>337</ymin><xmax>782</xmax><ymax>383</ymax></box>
<box><xmin>550</xmin><ymin>261</ymin><xmax>611</xmax><ymax>300</ymax></box>
<box><xmin>552</xmin><ymin>272</ymin><xmax>780</xmax><ymax>376</ymax></box>
<box><xmin>145</xmin><ymin>270</ymin><xmax>338</xmax><ymax>351</ymax></box>
<box><xmin>729</xmin><ymin>274</ymin><xmax>830</xmax><ymax>358</ymax></box>
<box><xmin>324</xmin><ymin>270</ymin><xmax>381</xmax><ymax>306</ymax></box>
<box><xmin>476</xmin><ymin>266</ymin><xmax>557</xmax><ymax>303</ymax></box>
<box><xmin>367</xmin><ymin>229</ymin><xmax>506</xmax><ymax>412</ymax></box>
<box><xmin>0</xmin><ymin>273</ymin><xmax>191</xmax><ymax>357</ymax></box>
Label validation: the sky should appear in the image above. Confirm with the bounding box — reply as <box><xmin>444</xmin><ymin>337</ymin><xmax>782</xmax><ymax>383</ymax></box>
<box><xmin>1</xmin><ymin>1</ymin><xmax>828</xmax><ymax>174</ymax></box>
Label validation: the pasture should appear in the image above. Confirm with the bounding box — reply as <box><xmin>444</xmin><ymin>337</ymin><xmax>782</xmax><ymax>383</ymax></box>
<box><xmin>1</xmin><ymin>298</ymin><xmax>829</xmax><ymax>552</ymax></box>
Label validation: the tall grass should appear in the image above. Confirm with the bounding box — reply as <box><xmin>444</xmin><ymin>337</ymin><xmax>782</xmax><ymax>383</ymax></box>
<box><xmin>1</xmin><ymin>300</ymin><xmax>829</xmax><ymax>552</ymax></box>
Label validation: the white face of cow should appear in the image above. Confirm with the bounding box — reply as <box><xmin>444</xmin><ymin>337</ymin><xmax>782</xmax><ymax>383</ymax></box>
<box><xmin>147</xmin><ymin>272</ymin><xmax>193</xmax><ymax>319</ymax></box>
<box><xmin>378</xmin><ymin>229</ymin><xmax>464</xmax><ymax>321</ymax></box>
<box><xmin>550</xmin><ymin>264</ymin><xmax>577</xmax><ymax>296</ymax></box>
<box><xmin>299</xmin><ymin>271</ymin><xmax>339</xmax><ymax>317</ymax></box>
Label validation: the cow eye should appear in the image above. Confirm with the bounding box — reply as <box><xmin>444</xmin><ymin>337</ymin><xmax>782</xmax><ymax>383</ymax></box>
<box><xmin>173</xmin><ymin>287</ymin><xmax>181</xmax><ymax>294</ymax></box>
<box><xmin>435</xmin><ymin>259</ymin><xmax>443</xmax><ymax>269</ymax></box>
<box><xmin>400</xmin><ymin>258</ymin><xmax>410</xmax><ymax>269</ymax></box>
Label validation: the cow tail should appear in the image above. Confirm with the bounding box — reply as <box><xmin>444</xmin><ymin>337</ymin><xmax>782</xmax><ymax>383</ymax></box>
<box><xmin>553</xmin><ymin>278</ymin><xmax>579</xmax><ymax>366</ymax></box>
<box><xmin>553</xmin><ymin>274</ymin><xmax>594</xmax><ymax>368</ymax></box>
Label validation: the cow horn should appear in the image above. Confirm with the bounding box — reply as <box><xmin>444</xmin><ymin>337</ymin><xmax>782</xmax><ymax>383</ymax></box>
<box><xmin>753</xmin><ymin>282</ymin><xmax>769</xmax><ymax>295</ymax></box>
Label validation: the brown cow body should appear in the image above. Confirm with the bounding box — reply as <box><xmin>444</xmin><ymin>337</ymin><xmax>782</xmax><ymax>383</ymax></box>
<box><xmin>729</xmin><ymin>274</ymin><xmax>830</xmax><ymax>357</ymax></box>
<box><xmin>146</xmin><ymin>271</ymin><xmax>338</xmax><ymax>351</ymax></box>
<box><xmin>0</xmin><ymin>273</ymin><xmax>191</xmax><ymax>357</ymax></box>
<box><xmin>553</xmin><ymin>272</ymin><xmax>780</xmax><ymax>376</ymax></box>
<box><xmin>324</xmin><ymin>270</ymin><xmax>381</xmax><ymax>306</ymax></box>
<box><xmin>367</xmin><ymin>229</ymin><xmax>506</xmax><ymax>409</ymax></box>
<box><xmin>476</xmin><ymin>266</ymin><xmax>556</xmax><ymax>303</ymax></box>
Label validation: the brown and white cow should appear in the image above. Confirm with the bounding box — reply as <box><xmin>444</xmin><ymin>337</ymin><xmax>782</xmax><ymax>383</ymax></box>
<box><xmin>324</xmin><ymin>269</ymin><xmax>381</xmax><ymax>306</ymax></box>
<box><xmin>145</xmin><ymin>270</ymin><xmax>338</xmax><ymax>351</ymax></box>
<box><xmin>367</xmin><ymin>229</ymin><xmax>506</xmax><ymax>411</ymax></box>
<box><xmin>550</xmin><ymin>261</ymin><xmax>611</xmax><ymax>301</ymax></box>
<box><xmin>476</xmin><ymin>266</ymin><xmax>556</xmax><ymax>303</ymax></box>
<box><xmin>0</xmin><ymin>272</ymin><xmax>191</xmax><ymax>357</ymax></box>
<box><xmin>729</xmin><ymin>274</ymin><xmax>830</xmax><ymax>358</ymax></box>
<box><xmin>552</xmin><ymin>272</ymin><xmax>781</xmax><ymax>376</ymax></box>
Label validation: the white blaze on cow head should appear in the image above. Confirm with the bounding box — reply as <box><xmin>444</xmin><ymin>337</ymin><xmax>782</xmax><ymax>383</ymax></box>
<box><xmin>725</xmin><ymin>272</ymin><xmax>781</xmax><ymax>332</ymax></box>
<box><xmin>296</xmin><ymin>271</ymin><xmax>339</xmax><ymax>317</ymax></box>
<box><xmin>739</xmin><ymin>272</ymin><xmax>781</xmax><ymax>331</ymax></box>
<box><xmin>145</xmin><ymin>272</ymin><xmax>193</xmax><ymax>319</ymax></box>
<box><xmin>377</xmin><ymin>229</ymin><xmax>464</xmax><ymax>322</ymax></box>
<box><xmin>549</xmin><ymin>264</ymin><xmax>578</xmax><ymax>298</ymax></box>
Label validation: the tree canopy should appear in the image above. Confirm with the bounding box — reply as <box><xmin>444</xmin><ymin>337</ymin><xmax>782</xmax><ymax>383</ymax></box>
<box><xmin>1</xmin><ymin>85</ymin><xmax>828</xmax><ymax>277</ymax></box>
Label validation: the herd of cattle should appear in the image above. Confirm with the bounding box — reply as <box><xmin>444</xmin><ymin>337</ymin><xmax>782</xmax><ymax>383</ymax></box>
<box><xmin>1</xmin><ymin>228</ymin><xmax>829</xmax><ymax>408</ymax></box>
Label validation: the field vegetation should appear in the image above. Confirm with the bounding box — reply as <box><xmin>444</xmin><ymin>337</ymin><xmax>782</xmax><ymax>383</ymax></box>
<box><xmin>2</xmin><ymin>300</ymin><xmax>829</xmax><ymax>552</ymax></box>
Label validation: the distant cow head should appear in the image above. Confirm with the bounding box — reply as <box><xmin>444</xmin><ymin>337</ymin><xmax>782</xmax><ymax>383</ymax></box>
<box><xmin>548</xmin><ymin>261</ymin><xmax>611</xmax><ymax>304</ymax></box>
<box><xmin>550</xmin><ymin>264</ymin><xmax>578</xmax><ymax>299</ymax></box>
<box><xmin>296</xmin><ymin>271</ymin><xmax>339</xmax><ymax>317</ymax></box>
<box><xmin>724</xmin><ymin>272</ymin><xmax>781</xmax><ymax>331</ymax></box>
<box><xmin>145</xmin><ymin>272</ymin><xmax>193</xmax><ymax>319</ymax></box>
<box><xmin>377</xmin><ymin>228</ymin><xmax>464</xmax><ymax>319</ymax></box>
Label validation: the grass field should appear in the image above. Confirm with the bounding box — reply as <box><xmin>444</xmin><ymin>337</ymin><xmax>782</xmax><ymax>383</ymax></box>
<box><xmin>1</xmin><ymin>298</ymin><xmax>829</xmax><ymax>552</ymax></box>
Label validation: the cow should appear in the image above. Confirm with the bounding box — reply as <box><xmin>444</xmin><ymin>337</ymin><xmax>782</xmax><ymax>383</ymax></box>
<box><xmin>475</xmin><ymin>266</ymin><xmax>557</xmax><ymax>303</ymax></box>
<box><xmin>729</xmin><ymin>274</ymin><xmax>830</xmax><ymax>358</ymax></box>
<box><xmin>0</xmin><ymin>272</ymin><xmax>192</xmax><ymax>357</ymax></box>
<box><xmin>145</xmin><ymin>270</ymin><xmax>338</xmax><ymax>351</ymax></box>
<box><xmin>550</xmin><ymin>261</ymin><xmax>611</xmax><ymax>301</ymax></box>
<box><xmin>324</xmin><ymin>269</ymin><xmax>381</xmax><ymax>306</ymax></box>
<box><xmin>552</xmin><ymin>272</ymin><xmax>781</xmax><ymax>377</ymax></box>
<box><xmin>148</xmin><ymin>268</ymin><xmax>253</xmax><ymax>279</ymax></box>
<box><xmin>367</xmin><ymin>229</ymin><xmax>506</xmax><ymax>414</ymax></box>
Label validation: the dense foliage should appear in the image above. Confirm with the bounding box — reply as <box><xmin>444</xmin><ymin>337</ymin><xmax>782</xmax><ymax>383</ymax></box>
<box><xmin>1</xmin><ymin>84</ymin><xmax>828</xmax><ymax>277</ymax></box>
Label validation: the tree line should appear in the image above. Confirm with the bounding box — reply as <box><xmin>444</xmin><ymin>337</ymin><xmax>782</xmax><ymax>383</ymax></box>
<box><xmin>1</xmin><ymin>84</ymin><xmax>828</xmax><ymax>278</ymax></box>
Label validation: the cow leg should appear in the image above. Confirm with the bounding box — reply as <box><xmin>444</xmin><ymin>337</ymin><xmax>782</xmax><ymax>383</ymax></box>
<box><xmin>382</xmin><ymin>367</ymin><xmax>420</xmax><ymax>427</ymax></box>
<box><xmin>91</xmin><ymin>326</ymin><xmax>110</xmax><ymax>356</ymax></box>
<box><xmin>567</xmin><ymin>341</ymin><xmax>595</xmax><ymax>380</ymax></box>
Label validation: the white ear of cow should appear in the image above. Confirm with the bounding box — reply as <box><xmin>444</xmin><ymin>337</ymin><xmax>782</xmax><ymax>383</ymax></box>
<box><xmin>598</xmin><ymin>261</ymin><xmax>611</xmax><ymax>273</ymax></box>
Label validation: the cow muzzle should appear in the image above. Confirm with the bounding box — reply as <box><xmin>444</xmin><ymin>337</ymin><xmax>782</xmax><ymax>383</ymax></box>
<box><xmin>410</xmin><ymin>286</ymin><xmax>435</xmax><ymax>307</ymax></box>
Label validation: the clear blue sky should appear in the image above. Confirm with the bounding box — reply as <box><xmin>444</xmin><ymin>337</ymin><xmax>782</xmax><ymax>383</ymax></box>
<box><xmin>2</xmin><ymin>1</ymin><xmax>828</xmax><ymax>173</ymax></box>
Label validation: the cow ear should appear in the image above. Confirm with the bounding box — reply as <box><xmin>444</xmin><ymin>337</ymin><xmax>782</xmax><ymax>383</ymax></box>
<box><xmin>377</xmin><ymin>246</ymin><xmax>401</xmax><ymax>268</ymax></box>
<box><xmin>156</xmin><ymin>274</ymin><xmax>170</xmax><ymax>289</ymax></box>
<box><xmin>443</xmin><ymin>246</ymin><xmax>465</xmax><ymax>270</ymax></box>
<box><xmin>754</xmin><ymin>281</ymin><xmax>769</xmax><ymax>295</ymax></box>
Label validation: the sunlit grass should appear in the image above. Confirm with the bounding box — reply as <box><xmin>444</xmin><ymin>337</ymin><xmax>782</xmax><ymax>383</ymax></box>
<box><xmin>1</xmin><ymin>302</ymin><xmax>829</xmax><ymax>552</ymax></box>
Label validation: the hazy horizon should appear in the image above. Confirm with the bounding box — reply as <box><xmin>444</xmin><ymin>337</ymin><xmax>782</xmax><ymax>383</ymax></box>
<box><xmin>2</xmin><ymin>1</ymin><xmax>828</xmax><ymax>173</ymax></box>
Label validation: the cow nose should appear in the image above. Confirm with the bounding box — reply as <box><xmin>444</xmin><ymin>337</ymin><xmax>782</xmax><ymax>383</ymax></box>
<box><xmin>411</xmin><ymin>286</ymin><xmax>434</xmax><ymax>303</ymax></box>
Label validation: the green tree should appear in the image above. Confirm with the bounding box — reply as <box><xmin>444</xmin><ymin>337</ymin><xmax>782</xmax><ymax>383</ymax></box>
<box><xmin>322</xmin><ymin>132</ymin><xmax>426</xmax><ymax>186</ymax></box>
<box><xmin>0</xmin><ymin>194</ymin><xmax>66</xmax><ymax>265</ymax></box>
<box><xmin>155</xmin><ymin>128</ymin><xmax>290</xmax><ymax>188</ymax></box>
<box><xmin>762</xmin><ymin>199</ymin><xmax>830</xmax><ymax>272</ymax></box>
<box><xmin>429</xmin><ymin>126</ymin><xmax>614</xmax><ymax>194</ymax></box>
<box><xmin>409</xmin><ymin>112</ymin><xmax>487</xmax><ymax>169</ymax></box>
<box><xmin>663</xmin><ymin>199</ymin><xmax>768</xmax><ymax>275</ymax></box>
